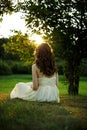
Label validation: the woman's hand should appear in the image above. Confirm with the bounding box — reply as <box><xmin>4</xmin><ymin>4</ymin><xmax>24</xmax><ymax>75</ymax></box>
<box><xmin>31</xmin><ymin>84</ymin><xmax>38</xmax><ymax>91</ymax></box>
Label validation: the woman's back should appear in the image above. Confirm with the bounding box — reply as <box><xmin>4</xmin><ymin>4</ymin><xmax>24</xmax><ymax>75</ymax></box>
<box><xmin>38</xmin><ymin>74</ymin><xmax>57</xmax><ymax>87</ymax></box>
<box><xmin>32</xmin><ymin>64</ymin><xmax>58</xmax><ymax>90</ymax></box>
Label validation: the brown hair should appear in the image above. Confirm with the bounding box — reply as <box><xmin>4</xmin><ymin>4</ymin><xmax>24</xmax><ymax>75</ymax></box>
<box><xmin>35</xmin><ymin>43</ymin><xmax>57</xmax><ymax>76</ymax></box>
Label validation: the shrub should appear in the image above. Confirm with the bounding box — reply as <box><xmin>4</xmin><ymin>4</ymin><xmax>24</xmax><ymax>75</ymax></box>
<box><xmin>0</xmin><ymin>60</ymin><xmax>32</xmax><ymax>75</ymax></box>
<box><xmin>56</xmin><ymin>60</ymin><xmax>64</xmax><ymax>75</ymax></box>
<box><xmin>80</xmin><ymin>59</ymin><xmax>87</xmax><ymax>76</ymax></box>
<box><xmin>11</xmin><ymin>62</ymin><xmax>32</xmax><ymax>74</ymax></box>
<box><xmin>57</xmin><ymin>65</ymin><xmax>63</xmax><ymax>75</ymax></box>
<box><xmin>0</xmin><ymin>60</ymin><xmax>12</xmax><ymax>75</ymax></box>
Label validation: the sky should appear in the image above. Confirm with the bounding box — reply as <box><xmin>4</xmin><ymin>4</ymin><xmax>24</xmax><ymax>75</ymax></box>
<box><xmin>0</xmin><ymin>12</ymin><xmax>28</xmax><ymax>38</ymax></box>
<box><xmin>0</xmin><ymin>11</ymin><xmax>44</xmax><ymax>44</ymax></box>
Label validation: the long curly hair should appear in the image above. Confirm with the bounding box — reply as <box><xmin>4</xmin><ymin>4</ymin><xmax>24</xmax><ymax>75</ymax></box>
<box><xmin>35</xmin><ymin>43</ymin><xmax>57</xmax><ymax>76</ymax></box>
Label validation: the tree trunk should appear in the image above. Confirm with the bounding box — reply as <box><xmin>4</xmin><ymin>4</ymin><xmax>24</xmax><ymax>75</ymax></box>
<box><xmin>65</xmin><ymin>60</ymin><xmax>80</xmax><ymax>95</ymax></box>
<box><xmin>74</xmin><ymin>64</ymin><xmax>80</xmax><ymax>95</ymax></box>
<box><xmin>68</xmin><ymin>61</ymin><xmax>80</xmax><ymax>95</ymax></box>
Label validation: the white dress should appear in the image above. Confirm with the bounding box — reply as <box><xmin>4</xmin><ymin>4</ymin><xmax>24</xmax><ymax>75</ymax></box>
<box><xmin>10</xmin><ymin>75</ymin><xmax>60</xmax><ymax>103</ymax></box>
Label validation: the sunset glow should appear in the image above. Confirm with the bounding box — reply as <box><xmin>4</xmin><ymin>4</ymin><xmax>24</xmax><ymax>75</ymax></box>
<box><xmin>30</xmin><ymin>34</ymin><xmax>44</xmax><ymax>45</ymax></box>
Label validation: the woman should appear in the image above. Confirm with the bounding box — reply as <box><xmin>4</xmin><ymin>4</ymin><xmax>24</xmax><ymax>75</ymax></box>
<box><xmin>10</xmin><ymin>43</ymin><xmax>60</xmax><ymax>103</ymax></box>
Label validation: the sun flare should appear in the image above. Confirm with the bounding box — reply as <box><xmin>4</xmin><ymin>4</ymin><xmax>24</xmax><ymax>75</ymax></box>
<box><xmin>30</xmin><ymin>33</ymin><xmax>44</xmax><ymax>45</ymax></box>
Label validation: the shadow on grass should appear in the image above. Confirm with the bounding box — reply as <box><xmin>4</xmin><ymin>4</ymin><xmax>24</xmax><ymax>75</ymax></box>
<box><xmin>0</xmin><ymin>94</ymin><xmax>87</xmax><ymax>130</ymax></box>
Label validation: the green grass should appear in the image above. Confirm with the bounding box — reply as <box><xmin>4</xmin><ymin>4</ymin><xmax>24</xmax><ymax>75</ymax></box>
<box><xmin>0</xmin><ymin>74</ymin><xmax>32</xmax><ymax>93</ymax></box>
<box><xmin>0</xmin><ymin>75</ymin><xmax>87</xmax><ymax>130</ymax></box>
<box><xmin>0</xmin><ymin>74</ymin><xmax>87</xmax><ymax>95</ymax></box>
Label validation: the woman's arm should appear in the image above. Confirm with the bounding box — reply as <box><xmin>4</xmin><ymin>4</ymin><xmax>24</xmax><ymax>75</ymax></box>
<box><xmin>32</xmin><ymin>64</ymin><xmax>39</xmax><ymax>90</ymax></box>
<box><xmin>56</xmin><ymin>72</ymin><xmax>59</xmax><ymax>87</ymax></box>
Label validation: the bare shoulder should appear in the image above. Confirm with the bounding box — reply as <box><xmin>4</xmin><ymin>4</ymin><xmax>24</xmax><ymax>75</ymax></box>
<box><xmin>32</xmin><ymin>64</ymin><xmax>44</xmax><ymax>77</ymax></box>
<box><xmin>32</xmin><ymin>64</ymin><xmax>39</xmax><ymax>72</ymax></box>
<box><xmin>32</xmin><ymin>64</ymin><xmax>36</xmax><ymax>68</ymax></box>
<box><xmin>32</xmin><ymin>64</ymin><xmax>39</xmax><ymax>70</ymax></box>
<box><xmin>32</xmin><ymin>64</ymin><xmax>36</xmax><ymax>73</ymax></box>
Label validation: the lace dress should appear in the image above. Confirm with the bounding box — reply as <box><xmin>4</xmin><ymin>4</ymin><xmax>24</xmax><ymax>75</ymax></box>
<box><xmin>10</xmin><ymin>75</ymin><xmax>60</xmax><ymax>103</ymax></box>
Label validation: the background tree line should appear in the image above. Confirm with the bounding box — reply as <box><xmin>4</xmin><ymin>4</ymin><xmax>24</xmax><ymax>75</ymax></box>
<box><xmin>0</xmin><ymin>34</ymin><xmax>87</xmax><ymax>76</ymax></box>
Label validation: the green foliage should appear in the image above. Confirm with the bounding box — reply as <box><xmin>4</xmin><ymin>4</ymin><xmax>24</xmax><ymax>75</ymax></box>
<box><xmin>0</xmin><ymin>60</ymin><xmax>32</xmax><ymax>75</ymax></box>
<box><xmin>3</xmin><ymin>31</ymin><xmax>36</xmax><ymax>63</ymax></box>
<box><xmin>0</xmin><ymin>38</ymin><xmax>9</xmax><ymax>59</ymax></box>
<box><xmin>0</xmin><ymin>38</ymin><xmax>21</xmax><ymax>61</ymax></box>
<box><xmin>20</xmin><ymin>0</ymin><xmax>87</xmax><ymax>62</ymax></box>
<box><xmin>80</xmin><ymin>59</ymin><xmax>87</xmax><ymax>76</ymax></box>
<box><xmin>0</xmin><ymin>0</ymin><xmax>14</xmax><ymax>16</ymax></box>
<box><xmin>56</xmin><ymin>58</ymin><xmax>64</xmax><ymax>75</ymax></box>
<box><xmin>11</xmin><ymin>61</ymin><xmax>32</xmax><ymax>74</ymax></box>
<box><xmin>0</xmin><ymin>60</ymin><xmax>12</xmax><ymax>75</ymax></box>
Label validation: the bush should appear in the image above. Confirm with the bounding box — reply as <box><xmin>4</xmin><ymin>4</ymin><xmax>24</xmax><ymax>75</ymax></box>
<box><xmin>0</xmin><ymin>60</ymin><xmax>12</xmax><ymax>75</ymax></box>
<box><xmin>57</xmin><ymin>65</ymin><xmax>63</xmax><ymax>75</ymax></box>
<box><xmin>80</xmin><ymin>59</ymin><xmax>87</xmax><ymax>76</ymax></box>
<box><xmin>56</xmin><ymin>60</ymin><xmax>64</xmax><ymax>75</ymax></box>
<box><xmin>11</xmin><ymin>62</ymin><xmax>32</xmax><ymax>74</ymax></box>
<box><xmin>0</xmin><ymin>60</ymin><xmax>32</xmax><ymax>75</ymax></box>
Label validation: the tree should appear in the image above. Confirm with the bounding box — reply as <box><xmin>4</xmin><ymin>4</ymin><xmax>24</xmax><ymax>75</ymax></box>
<box><xmin>20</xmin><ymin>0</ymin><xmax>87</xmax><ymax>95</ymax></box>
<box><xmin>0</xmin><ymin>0</ymin><xmax>15</xmax><ymax>21</ymax></box>
<box><xmin>3</xmin><ymin>31</ymin><xmax>36</xmax><ymax>63</ymax></box>
<box><xmin>0</xmin><ymin>0</ymin><xmax>19</xmax><ymax>60</ymax></box>
<box><xmin>0</xmin><ymin>38</ymin><xmax>9</xmax><ymax>59</ymax></box>
<box><xmin>0</xmin><ymin>0</ymin><xmax>14</xmax><ymax>15</ymax></box>
<box><xmin>0</xmin><ymin>37</ymin><xmax>21</xmax><ymax>60</ymax></box>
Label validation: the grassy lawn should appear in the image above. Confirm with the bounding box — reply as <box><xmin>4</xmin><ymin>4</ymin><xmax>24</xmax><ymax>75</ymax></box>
<box><xmin>0</xmin><ymin>75</ymin><xmax>87</xmax><ymax>130</ymax></box>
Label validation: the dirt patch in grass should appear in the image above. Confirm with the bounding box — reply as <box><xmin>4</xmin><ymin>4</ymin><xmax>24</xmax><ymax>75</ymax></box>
<box><xmin>0</xmin><ymin>93</ymin><xmax>9</xmax><ymax>103</ymax></box>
